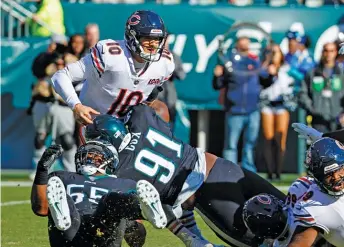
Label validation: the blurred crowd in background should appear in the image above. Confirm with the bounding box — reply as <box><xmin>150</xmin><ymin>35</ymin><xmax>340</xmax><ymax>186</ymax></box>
<box><xmin>16</xmin><ymin>0</ymin><xmax>344</xmax><ymax>181</ymax></box>
<box><xmin>213</xmin><ymin>30</ymin><xmax>344</xmax><ymax>181</ymax></box>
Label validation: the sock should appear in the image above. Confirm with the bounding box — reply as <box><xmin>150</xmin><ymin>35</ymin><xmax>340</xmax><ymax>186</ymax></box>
<box><xmin>180</xmin><ymin>211</ymin><xmax>205</xmax><ymax>240</ymax></box>
<box><xmin>167</xmin><ymin>219</ymin><xmax>199</xmax><ymax>244</ymax></box>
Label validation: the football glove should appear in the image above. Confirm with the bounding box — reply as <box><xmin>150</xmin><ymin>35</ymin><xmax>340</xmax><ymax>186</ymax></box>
<box><xmin>37</xmin><ymin>144</ymin><xmax>63</xmax><ymax>170</ymax></box>
<box><xmin>291</xmin><ymin>123</ymin><xmax>323</xmax><ymax>142</ymax></box>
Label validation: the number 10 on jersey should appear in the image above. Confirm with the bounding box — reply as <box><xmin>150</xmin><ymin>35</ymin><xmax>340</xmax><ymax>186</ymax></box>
<box><xmin>134</xmin><ymin>128</ymin><xmax>182</xmax><ymax>184</ymax></box>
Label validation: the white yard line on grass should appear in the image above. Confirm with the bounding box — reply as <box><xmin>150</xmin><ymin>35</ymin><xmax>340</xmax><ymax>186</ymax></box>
<box><xmin>1</xmin><ymin>200</ymin><xmax>30</xmax><ymax>206</ymax></box>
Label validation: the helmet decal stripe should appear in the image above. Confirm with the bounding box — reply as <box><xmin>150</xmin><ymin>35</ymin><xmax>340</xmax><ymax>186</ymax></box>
<box><xmin>91</xmin><ymin>47</ymin><xmax>105</xmax><ymax>74</ymax></box>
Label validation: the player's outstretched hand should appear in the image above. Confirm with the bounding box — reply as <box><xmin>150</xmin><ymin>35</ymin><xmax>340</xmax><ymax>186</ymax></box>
<box><xmin>291</xmin><ymin>123</ymin><xmax>323</xmax><ymax>142</ymax></box>
<box><xmin>38</xmin><ymin>144</ymin><xmax>64</xmax><ymax>170</ymax></box>
<box><xmin>73</xmin><ymin>103</ymin><xmax>100</xmax><ymax>125</ymax></box>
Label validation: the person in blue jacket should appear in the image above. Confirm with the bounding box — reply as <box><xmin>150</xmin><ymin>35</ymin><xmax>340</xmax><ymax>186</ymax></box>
<box><xmin>213</xmin><ymin>37</ymin><xmax>262</xmax><ymax>173</ymax></box>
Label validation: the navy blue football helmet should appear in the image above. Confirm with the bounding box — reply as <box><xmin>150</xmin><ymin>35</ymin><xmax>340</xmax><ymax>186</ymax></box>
<box><xmin>243</xmin><ymin>194</ymin><xmax>288</xmax><ymax>240</ymax></box>
<box><xmin>305</xmin><ymin>137</ymin><xmax>344</xmax><ymax>197</ymax></box>
<box><xmin>75</xmin><ymin>139</ymin><xmax>119</xmax><ymax>176</ymax></box>
<box><xmin>85</xmin><ymin>115</ymin><xmax>131</xmax><ymax>153</ymax></box>
<box><xmin>125</xmin><ymin>10</ymin><xmax>167</xmax><ymax>62</ymax></box>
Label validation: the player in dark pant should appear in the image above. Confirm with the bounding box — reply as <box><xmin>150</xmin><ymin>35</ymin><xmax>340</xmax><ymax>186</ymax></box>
<box><xmin>85</xmin><ymin>105</ymin><xmax>287</xmax><ymax>246</ymax></box>
<box><xmin>193</xmin><ymin>158</ymin><xmax>286</xmax><ymax>247</ymax></box>
<box><xmin>31</xmin><ymin>142</ymin><xmax>167</xmax><ymax>247</ymax></box>
<box><xmin>47</xmin><ymin>178</ymin><xmax>142</xmax><ymax>247</ymax></box>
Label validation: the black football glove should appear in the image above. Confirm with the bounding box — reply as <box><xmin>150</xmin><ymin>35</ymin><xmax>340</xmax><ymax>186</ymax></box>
<box><xmin>37</xmin><ymin>144</ymin><xmax>63</xmax><ymax>171</ymax></box>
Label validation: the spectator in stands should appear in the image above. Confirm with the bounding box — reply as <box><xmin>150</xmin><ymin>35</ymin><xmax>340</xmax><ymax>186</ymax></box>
<box><xmin>284</xmin><ymin>30</ymin><xmax>314</xmax><ymax>93</ymax></box>
<box><xmin>213</xmin><ymin>37</ymin><xmax>261</xmax><ymax>173</ymax></box>
<box><xmin>29</xmin><ymin>35</ymin><xmax>77</xmax><ymax>180</ymax></box>
<box><xmin>259</xmin><ymin>44</ymin><xmax>294</xmax><ymax>181</ymax></box>
<box><xmin>158</xmin><ymin>33</ymin><xmax>186</xmax><ymax>130</ymax></box>
<box><xmin>65</xmin><ymin>34</ymin><xmax>86</xmax><ymax>62</ymax></box>
<box><xmin>29</xmin><ymin>0</ymin><xmax>65</xmax><ymax>37</ymax></box>
<box><xmin>298</xmin><ymin>42</ymin><xmax>344</xmax><ymax>133</ymax></box>
<box><xmin>31</xmin><ymin>34</ymin><xmax>68</xmax><ymax>81</ymax></box>
<box><xmin>84</xmin><ymin>23</ymin><xmax>100</xmax><ymax>52</ymax></box>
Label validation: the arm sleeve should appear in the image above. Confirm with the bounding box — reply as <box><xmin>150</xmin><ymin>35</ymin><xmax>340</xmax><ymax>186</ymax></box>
<box><xmin>51</xmin><ymin>56</ymin><xmax>87</xmax><ymax>109</ymax></box>
<box><xmin>292</xmin><ymin>201</ymin><xmax>329</xmax><ymax>234</ymax></box>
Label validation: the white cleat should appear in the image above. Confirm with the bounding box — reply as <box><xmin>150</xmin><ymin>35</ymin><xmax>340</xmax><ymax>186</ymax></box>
<box><xmin>47</xmin><ymin>176</ymin><xmax>71</xmax><ymax>231</ymax></box>
<box><xmin>136</xmin><ymin>180</ymin><xmax>167</xmax><ymax>229</ymax></box>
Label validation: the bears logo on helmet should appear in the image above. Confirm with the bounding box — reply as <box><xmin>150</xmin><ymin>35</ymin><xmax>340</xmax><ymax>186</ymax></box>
<box><xmin>257</xmin><ymin>194</ymin><xmax>272</xmax><ymax>205</ymax></box>
<box><xmin>128</xmin><ymin>14</ymin><xmax>141</xmax><ymax>26</ymax></box>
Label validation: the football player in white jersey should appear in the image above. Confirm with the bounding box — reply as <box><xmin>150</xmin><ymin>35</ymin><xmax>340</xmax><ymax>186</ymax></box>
<box><xmin>243</xmin><ymin>137</ymin><xmax>344</xmax><ymax>247</ymax></box>
<box><xmin>51</xmin><ymin>10</ymin><xmax>175</xmax><ymax>126</ymax></box>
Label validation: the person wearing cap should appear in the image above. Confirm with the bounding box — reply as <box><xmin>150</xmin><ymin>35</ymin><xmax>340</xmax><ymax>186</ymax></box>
<box><xmin>285</xmin><ymin>30</ymin><xmax>315</xmax><ymax>93</ymax></box>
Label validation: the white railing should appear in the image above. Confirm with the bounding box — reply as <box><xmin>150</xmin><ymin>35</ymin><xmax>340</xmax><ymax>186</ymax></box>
<box><xmin>1</xmin><ymin>0</ymin><xmax>55</xmax><ymax>39</ymax></box>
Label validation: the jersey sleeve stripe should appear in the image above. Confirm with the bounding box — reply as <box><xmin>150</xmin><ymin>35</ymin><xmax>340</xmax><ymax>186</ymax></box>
<box><xmin>91</xmin><ymin>47</ymin><xmax>105</xmax><ymax>74</ymax></box>
<box><xmin>90</xmin><ymin>54</ymin><xmax>101</xmax><ymax>77</ymax></box>
<box><xmin>298</xmin><ymin>177</ymin><xmax>312</xmax><ymax>185</ymax></box>
<box><xmin>94</xmin><ymin>45</ymin><xmax>105</xmax><ymax>68</ymax></box>
<box><xmin>294</xmin><ymin>216</ymin><xmax>315</xmax><ymax>222</ymax></box>
<box><xmin>294</xmin><ymin>219</ymin><xmax>316</xmax><ymax>226</ymax></box>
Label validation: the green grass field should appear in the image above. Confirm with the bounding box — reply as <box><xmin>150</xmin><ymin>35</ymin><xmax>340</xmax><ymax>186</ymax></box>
<box><xmin>1</xmin><ymin>173</ymin><xmax>294</xmax><ymax>247</ymax></box>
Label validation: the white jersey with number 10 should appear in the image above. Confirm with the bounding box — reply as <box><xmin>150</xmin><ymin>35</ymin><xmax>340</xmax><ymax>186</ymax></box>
<box><xmin>52</xmin><ymin>39</ymin><xmax>174</xmax><ymax>117</ymax></box>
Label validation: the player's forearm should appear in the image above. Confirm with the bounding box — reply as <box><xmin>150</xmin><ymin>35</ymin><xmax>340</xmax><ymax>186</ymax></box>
<box><xmin>30</xmin><ymin>161</ymin><xmax>50</xmax><ymax>216</ymax></box>
<box><xmin>31</xmin><ymin>184</ymin><xmax>48</xmax><ymax>217</ymax></box>
<box><xmin>288</xmin><ymin>227</ymin><xmax>318</xmax><ymax>247</ymax></box>
<box><xmin>288</xmin><ymin>240</ymin><xmax>312</xmax><ymax>247</ymax></box>
<box><xmin>51</xmin><ymin>69</ymin><xmax>81</xmax><ymax>109</ymax></box>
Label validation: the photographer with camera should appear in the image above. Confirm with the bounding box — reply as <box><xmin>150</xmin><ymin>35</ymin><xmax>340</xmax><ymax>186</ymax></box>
<box><xmin>213</xmin><ymin>36</ymin><xmax>261</xmax><ymax>173</ymax></box>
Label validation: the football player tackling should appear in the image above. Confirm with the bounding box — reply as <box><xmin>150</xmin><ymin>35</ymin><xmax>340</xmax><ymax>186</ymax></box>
<box><xmin>31</xmin><ymin>140</ymin><xmax>167</xmax><ymax>246</ymax></box>
<box><xmin>87</xmin><ymin>104</ymin><xmax>286</xmax><ymax>247</ymax></box>
<box><xmin>51</xmin><ymin>10</ymin><xmax>175</xmax><ymax>126</ymax></box>
<box><xmin>243</xmin><ymin>137</ymin><xmax>344</xmax><ymax>247</ymax></box>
